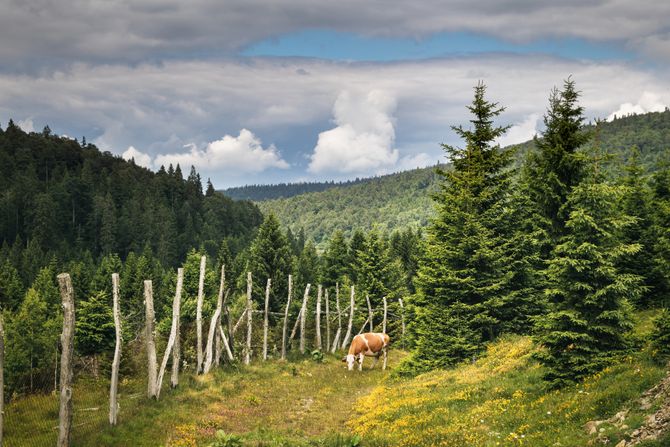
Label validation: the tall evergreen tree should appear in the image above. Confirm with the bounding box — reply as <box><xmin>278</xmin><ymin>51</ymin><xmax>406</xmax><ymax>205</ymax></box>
<box><xmin>247</xmin><ymin>213</ymin><xmax>293</xmax><ymax>312</ymax></box>
<box><xmin>535</xmin><ymin>159</ymin><xmax>640</xmax><ymax>388</ymax></box>
<box><xmin>523</xmin><ymin>78</ymin><xmax>590</xmax><ymax>247</ymax></box>
<box><xmin>403</xmin><ymin>82</ymin><xmax>514</xmax><ymax>373</ymax></box>
<box><xmin>322</xmin><ymin>230</ymin><xmax>350</xmax><ymax>288</ymax></box>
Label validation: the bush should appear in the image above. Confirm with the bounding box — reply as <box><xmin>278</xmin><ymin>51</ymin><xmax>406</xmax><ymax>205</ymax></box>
<box><xmin>651</xmin><ymin>309</ymin><xmax>670</xmax><ymax>359</ymax></box>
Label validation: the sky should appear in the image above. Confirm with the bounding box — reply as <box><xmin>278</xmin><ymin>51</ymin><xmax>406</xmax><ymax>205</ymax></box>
<box><xmin>1</xmin><ymin>1</ymin><xmax>669</xmax><ymax>188</ymax></box>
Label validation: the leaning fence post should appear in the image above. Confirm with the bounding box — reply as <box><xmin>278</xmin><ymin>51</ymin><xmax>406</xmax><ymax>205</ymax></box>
<box><xmin>281</xmin><ymin>274</ymin><xmax>292</xmax><ymax>360</ymax></box>
<box><xmin>263</xmin><ymin>278</ymin><xmax>271</xmax><ymax>361</ymax></box>
<box><xmin>366</xmin><ymin>294</ymin><xmax>373</xmax><ymax>332</ymax></box>
<box><xmin>196</xmin><ymin>255</ymin><xmax>206</xmax><ymax>374</ymax></box>
<box><xmin>382</xmin><ymin>296</ymin><xmax>387</xmax><ymax>334</ymax></box>
<box><xmin>331</xmin><ymin>283</ymin><xmax>342</xmax><ymax>353</ymax></box>
<box><xmin>244</xmin><ymin>272</ymin><xmax>252</xmax><ymax>365</ymax></box>
<box><xmin>398</xmin><ymin>298</ymin><xmax>406</xmax><ymax>349</ymax></box>
<box><xmin>341</xmin><ymin>285</ymin><xmax>355</xmax><ymax>349</ymax></box>
<box><xmin>109</xmin><ymin>273</ymin><xmax>122</xmax><ymax>426</ymax></box>
<box><xmin>57</xmin><ymin>273</ymin><xmax>75</xmax><ymax>447</ymax></box>
<box><xmin>204</xmin><ymin>264</ymin><xmax>226</xmax><ymax>374</ymax></box>
<box><xmin>299</xmin><ymin>284</ymin><xmax>311</xmax><ymax>354</ymax></box>
<box><xmin>144</xmin><ymin>280</ymin><xmax>158</xmax><ymax>398</ymax></box>
<box><xmin>315</xmin><ymin>285</ymin><xmax>322</xmax><ymax>350</ymax></box>
<box><xmin>325</xmin><ymin>288</ymin><xmax>330</xmax><ymax>352</ymax></box>
<box><xmin>156</xmin><ymin>268</ymin><xmax>183</xmax><ymax>398</ymax></box>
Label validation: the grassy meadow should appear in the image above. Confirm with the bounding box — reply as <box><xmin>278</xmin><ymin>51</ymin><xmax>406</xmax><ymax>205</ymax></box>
<box><xmin>5</xmin><ymin>311</ymin><xmax>669</xmax><ymax>446</ymax></box>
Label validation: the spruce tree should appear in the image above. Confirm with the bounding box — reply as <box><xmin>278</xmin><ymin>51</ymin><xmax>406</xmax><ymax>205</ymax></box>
<box><xmin>403</xmin><ymin>82</ymin><xmax>514</xmax><ymax>373</ymax></box>
<box><xmin>247</xmin><ymin>213</ymin><xmax>293</xmax><ymax>312</ymax></box>
<box><xmin>322</xmin><ymin>230</ymin><xmax>350</xmax><ymax>288</ymax></box>
<box><xmin>76</xmin><ymin>291</ymin><xmax>116</xmax><ymax>377</ymax></box>
<box><xmin>535</xmin><ymin>160</ymin><xmax>640</xmax><ymax>388</ymax></box>
<box><xmin>524</xmin><ymin>78</ymin><xmax>590</xmax><ymax>247</ymax></box>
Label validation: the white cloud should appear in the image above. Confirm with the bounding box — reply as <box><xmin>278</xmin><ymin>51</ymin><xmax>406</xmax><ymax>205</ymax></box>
<box><xmin>396</xmin><ymin>152</ymin><xmax>435</xmax><ymax>171</ymax></box>
<box><xmin>154</xmin><ymin>129</ymin><xmax>289</xmax><ymax>173</ymax></box>
<box><xmin>17</xmin><ymin>117</ymin><xmax>34</xmax><ymax>133</ymax></box>
<box><xmin>122</xmin><ymin>146</ymin><xmax>152</xmax><ymax>168</ymax></box>
<box><xmin>497</xmin><ymin>113</ymin><xmax>540</xmax><ymax>147</ymax></box>
<box><xmin>308</xmin><ymin>90</ymin><xmax>399</xmax><ymax>174</ymax></box>
<box><xmin>607</xmin><ymin>91</ymin><xmax>667</xmax><ymax>121</ymax></box>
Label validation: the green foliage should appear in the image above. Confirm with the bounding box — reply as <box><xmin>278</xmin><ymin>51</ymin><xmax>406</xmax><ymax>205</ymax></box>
<box><xmin>208</xmin><ymin>430</ymin><xmax>244</xmax><ymax>447</ymax></box>
<box><xmin>247</xmin><ymin>213</ymin><xmax>293</xmax><ymax>313</ymax></box>
<box><xmin>651</xmin><ymin>309</ymin><xmax>670</xmax><ymax>358</ymax></box>
<box><xmin>75</xmin><ymin>291</ymin><xmax>116</xmax><ymax>357</ymax></box>
<box><xmin>321</xmin><ymin>230</ymin><xmax>349</xmax><ymax>288</ymax></box>
<box><xmin>0</xmin><ymin>258</ymin><xmax>23</xmax><ymax>311</ymax></box>
<box><xmin>535</xmin><ymin>175</ymin><xmax>640</xmax><ymax>387</ymax></box>
<box><xmin>405</xmin><ymin>82</ymin><xmax>520</xmax><ymax>373</ymax></box>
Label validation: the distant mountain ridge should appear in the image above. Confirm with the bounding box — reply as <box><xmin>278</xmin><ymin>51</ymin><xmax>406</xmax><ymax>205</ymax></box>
<box><xmin>222</xmin><ymin>178</ymin><xmax>372</xmax><ymax>201</ymax></box>
<box><xmin>243</xmin><ymin>110</ymin><xmax>670</xmax><ymax>247</ymax></box>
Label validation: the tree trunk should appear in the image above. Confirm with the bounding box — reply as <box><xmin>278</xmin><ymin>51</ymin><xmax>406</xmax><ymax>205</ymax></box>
<box><xmin>263</xmin><ymin>278</ymin><xmax>271</xmax><ymax>360</ymax></box>
<box><xmin>325</xmin><ymin>288</ymin><xmax>330</xmax><ymax>352</ymax></box>
<box><xmin>204</xmin><ymin>264</ymin><xmax>225</xmax><ymax>374</ymax></box>
<box><xmin>144</xmin><ymin>280</ymin><xmax>158</xmax><ymax>399</ymax></box>
<box><xmin>366</xmin><ymin>294</ymin><xmax>373</xmax><ymax>332</ymax></box>
<box><xmin>341</xmin><ymin>285</ymin><xmax>355</xmax><ymax>350</ymax></box>
<box><xmin>57</xmin><ymin>273</ymin><xmax>75</xmax><ymax>447</ymax></box>
<box><xmin>196</xmin><ymin>255</ymin><xmax>206</xmax><ymax>374</ymax></box>
<box><xmin>215</xmin><ymin>266</ymin><xmax>226</xmax><ymax>367</ymax></box>
<box><xmin>157</xmin><ymin>268</ymin><xmax>183</xmax><ymax>398</ymax></box>
<box><xmin>244</xmin><ymin>272</ymin><xmax>252</xmax><ymax>365</ymax></box>
<box><xmin>299</xmin><ymin>284</ymin><xmax>311</xmax><ymax>354</ymax></box>
<box><xmin>281</xmin><ymin>274</ymin><xmax>292</xmax><ymax>360</ymax></box>
<box><xmin>109</xmin><ymin>273</ymin><xmax>121</xmax><ymax>426</ymax></box>
<box><xmin>315</xmin><ymin>285</ymin><xmax>322</xmax><ymax>350</ymax></box>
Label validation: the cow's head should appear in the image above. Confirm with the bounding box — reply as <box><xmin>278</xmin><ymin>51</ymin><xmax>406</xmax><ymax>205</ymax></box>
<box><xmin>344</xmin><ymin>354</ymin><xmax>355</xmax><ymax>370</ymax></box>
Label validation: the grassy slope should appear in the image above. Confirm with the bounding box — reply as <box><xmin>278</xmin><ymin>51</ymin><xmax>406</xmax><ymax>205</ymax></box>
<box><xmin>351</xmin><ymin>312</ymin><xmax>668</xmax><ymax>447</ymax></box>
<box><xmin>4</xmin><ymin>353</ymin><xmax>405</xmax><ymax>447</ymax></box>
<box><xmin>6</xmin><ymin>313</ymin><xmax>669</xmax><ymax>447</ymax></box>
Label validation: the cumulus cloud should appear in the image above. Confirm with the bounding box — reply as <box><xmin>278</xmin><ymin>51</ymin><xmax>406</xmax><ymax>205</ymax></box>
<box><xmin>122</xmin><ymin>146</ymin><xmax>152</xmax><ymax>168</ymax></box>
<box><xmin>17</xmin><ymin>118</ymin><xmax>34</xmax><ymax>133</ymax></box>
<box><xmin>308</xmin><ymin>90</ymin><xmax>399</xmax><ymax>174</ymax></box>
<box><xmin>153</xmin><ymin>129</ymin><xmax>289</xmax><ymax>173</ymax></box>
<box><xmin>497</xmin><ymin>114</ymin><xmax>540</xmax><ymax>147</ymax></box>
<box><xmin>607</xmin><ymin>91</ymin><xmax>667</xmax><ymax>121</ymax></box>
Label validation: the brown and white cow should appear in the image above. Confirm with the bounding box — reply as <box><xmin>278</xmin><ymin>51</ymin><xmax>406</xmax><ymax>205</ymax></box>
<box><xmin>343</xmin><ymin>332</ymin><xmax>390</xmax><ymax>371</ymax></box>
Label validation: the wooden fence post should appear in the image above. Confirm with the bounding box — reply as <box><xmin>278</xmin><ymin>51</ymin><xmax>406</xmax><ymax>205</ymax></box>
<box><xmin>299</xmin><ymin>284</ymin><xmax>311</xmax><ymax>354</ymax></box>
<box><xmin>215</xmin><ymin>265</ymin><xmax>226</xmax><ymax>367</ymax></box>
<box><xmin>109</xmin><ymin>273</ymin><xmax>121</xmax><ymax>426</ymax></box>
<box><xmin>331</xmin><ymin>283</ymin><xmax>342</xmax><ymax>353</ymax></box>
<box><xmin>204</xmin><ymin>265</ymin><xmax>226</xmax><ymax>374</ymax></box>
<box><xmin>366</xmin><ymin>294</ymin><xmax>373</xmax><ymax>332</ymax></box>
<box><xmin>156</xmin><ymin>268</ymin><xmax>183</xmax><ymax>398</ymax></box>
<box><xmin>341</xmin><ymin>285</ymin><xmax>355</xmax><ymax>350</ymax></box>
<box><xmin>0</xmin><ymin>314</ymin><xmax>4</xmax><ymax>447</ymax></box>
<box><xmin>263</xmin><ymin>278</ymin><xmax>271</xmax><ymax>360</ymax></box>
<box><xmin>382</xmin><ymin>296</ymin><xmax>387</xmax><ymax>334</ymax></box>
<box><xmin>281</xmin><ymin>274</ymin><xmax>292</xmax><ymax>360</ymax></box>
<box><xmin>171</xmin><ymin>268</ymin><xmax>182</xmax><ymax>388</ymax></box>
<box><xmin>144</xmin><ymin>280</ymin><xmax>158</xmax><ymax>398</ymax></box>
<box><xmin>57</xmin><ymin>273</ymin><xmax>75</xmax><ymax>447</ymax></box>
<box><xmin>315</xmin><ymin>285</ymin><xmax>322</xmax><ymax>350</ymax></box>
<box><xmin>196</xmin><ymin>255</ymin><xmax>206</xmax><ymax>374</ymax></box>
<box><xmin>398</xmin><ymin>298</ymin><xmax>406</xmax><ymax>349</ymax></box>
<box><xmin>244</xmin><ymin>272</ymin><xmax>252</xmax><ymax>365</ymax></box>
<box><xmin>325</xmin><ymin>288</ymin><xmax>330</xmax><ymax>352</ymax></box>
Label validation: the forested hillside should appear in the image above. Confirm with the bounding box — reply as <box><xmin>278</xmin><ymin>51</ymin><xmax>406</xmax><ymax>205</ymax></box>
<box><xmin>258</xmin><ymin>167</ymin><xmax>441</xmax><ymax>247</ymax></box>
<box><xmin>259</xmin><ymin>109</ymin><xmax>670</xmax><ymax>247</ymax></box>
<box><xmin>222</xmin><ymin>178</ymin><xmax>371</xmax><ymax>201</ymax></box>
<box><xmin>0</xmin><ymin>120</ymin><xmax>262</xmax><ymax>274</ymax></box>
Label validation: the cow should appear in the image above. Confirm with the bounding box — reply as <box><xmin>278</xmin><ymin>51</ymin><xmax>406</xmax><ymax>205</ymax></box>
<box><xmin>343</xmin><ymin>332</ymin><xmax>390</xmax><ymax>371</ymax></box>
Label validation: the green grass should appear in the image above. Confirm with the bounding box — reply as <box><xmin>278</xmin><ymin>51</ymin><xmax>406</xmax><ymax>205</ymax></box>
<box><xmin>4</xmin><ymin>352</ymin><xmax>403</xmax><ymax>446</ymax></box>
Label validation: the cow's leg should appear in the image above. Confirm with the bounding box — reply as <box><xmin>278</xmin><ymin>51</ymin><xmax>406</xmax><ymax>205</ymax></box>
<box><xmin>370</xmin><ymin>354</ymin><xmax>378</xmax><ymax>369</ymax></box>
<box><xmin>358</xmin><ymin>353</ymin><xmax>364</xmax><ymax>371</ymax></box>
